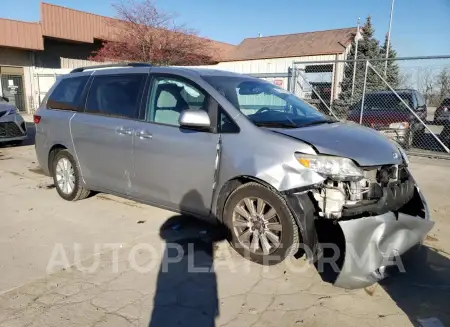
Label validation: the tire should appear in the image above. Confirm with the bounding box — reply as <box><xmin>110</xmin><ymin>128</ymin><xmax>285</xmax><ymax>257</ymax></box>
<box><xmin>222</xmin><ymin>182</ymin><xmax>299</xmax><ymax>265</ymax></box>
<box><xmin>51</xmin><ymin>149</ymin><xmax>90</xmax><ymax>201</ymax></box>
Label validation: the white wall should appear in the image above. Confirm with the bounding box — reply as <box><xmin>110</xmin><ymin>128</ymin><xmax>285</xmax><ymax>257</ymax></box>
<box><xmin>215</xmin><ymin>54</ymin><xmax>337</xmax><ymax>73</ymax></box>
<box><xmin>29</xmin><ymin>67</ymin><xmax>71</xmax><ymax>112</ymax></box>
<box><xmin>60</xmin><ymin>57</ymin><xmax>115</xmax><ymax>69</ymax></box>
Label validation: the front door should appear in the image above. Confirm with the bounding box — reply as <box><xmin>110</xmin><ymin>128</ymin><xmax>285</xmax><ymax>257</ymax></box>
<box><xmin>132</xmin><ymin>75</ymin><xmax>219</xmax><ymax>216</ymax></box>
<box><xmin>71</xmin><ymin>73</ymin><xmax>146</xmax><ymax>194</ymax></box>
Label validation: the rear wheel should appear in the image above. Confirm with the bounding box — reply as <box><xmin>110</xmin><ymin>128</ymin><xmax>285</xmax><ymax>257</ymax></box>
<box><xmin>52</xmin><ymin>149</ymin><xmax>90</xmax><ymax>201</ymax></box>
<box><xmin>223</xmin><ymin>182</ymin><xmax>299</xmax><ymax>265</ymax></box>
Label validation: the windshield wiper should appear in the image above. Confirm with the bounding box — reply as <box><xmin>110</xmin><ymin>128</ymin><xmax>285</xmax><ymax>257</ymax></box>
<box><xmin>254</xmin><ymin>121</ymin><xmax>298</xmax><ymax>128</ymax></box>
<box><xmin>296</xmin><ymin>119</ymin><xmax>336</xmax><ymax>128</ymax></box>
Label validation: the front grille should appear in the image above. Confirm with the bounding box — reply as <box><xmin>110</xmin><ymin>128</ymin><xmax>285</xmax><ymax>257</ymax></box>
<box><xmin>0</xmin><ymin>122</ymin><xmax>25</xmax><ymax>138</ymax></box>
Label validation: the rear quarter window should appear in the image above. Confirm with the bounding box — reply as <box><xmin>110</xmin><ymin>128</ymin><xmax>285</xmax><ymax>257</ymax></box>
<box><xmin>47</xmin><ymin>76</ymin><xmax>89</xmax><ymax>110</ymax></box>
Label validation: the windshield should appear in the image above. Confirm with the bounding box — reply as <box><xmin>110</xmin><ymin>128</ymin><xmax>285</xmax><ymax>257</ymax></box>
<box><xmin>203</xmin><ymin>76</ymin><xmax>332</xmax><ymax>128</ymax></box>
<box><xmin>352</xmin><ymin>93</ymin><xmax>413</xmax><ymax>111</ymax></box>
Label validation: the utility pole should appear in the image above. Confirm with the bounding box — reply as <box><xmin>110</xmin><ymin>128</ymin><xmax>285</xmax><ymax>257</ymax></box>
<box><xmin>384</xmin><ymin>0</ymin><xmax>395</xmax><ymax>77</ymax></box>
<box><xmin>351</xmin><ymin>17</ymin><xmax>362</xmax><ymax>100</ymax></box>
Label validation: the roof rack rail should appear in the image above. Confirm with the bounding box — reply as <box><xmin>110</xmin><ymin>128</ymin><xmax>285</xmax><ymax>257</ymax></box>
<box><xmin>70</xmin><ymin>62</ymin><xmax>152</xmax><ymax>73</ymax></box>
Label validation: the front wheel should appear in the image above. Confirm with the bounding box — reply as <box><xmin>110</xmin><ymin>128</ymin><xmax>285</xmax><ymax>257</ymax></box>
<box><xmin>52</xmin><ymin>149</ymin><xmax>90</xmax><ymax>201</ymax></box>
<box><xmin>222</xmin><ymin>182</ymin><xmax>300</xmax><ymax>265</ymax></box>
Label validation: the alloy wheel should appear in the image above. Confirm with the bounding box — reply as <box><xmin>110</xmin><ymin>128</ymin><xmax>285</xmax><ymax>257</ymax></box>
<box><xmin>55</xmin><ymin>157</ymin><xmax>75</xmax><ymax>195</ymax></box>
<box><xmin>232</xmin><ymin>197</ymin><xmax>283</xmax><ymax>255</ymax></box>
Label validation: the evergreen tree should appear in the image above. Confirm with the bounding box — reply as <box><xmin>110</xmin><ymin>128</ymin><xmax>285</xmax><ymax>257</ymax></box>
<box><xmin>380</xmin><ymin>34</ymin><xmax>400</xmax><ymax>88</ymax></box>
<box><xmin>335</xmin><ymin>16</ymin><xmax>387</xmax><ymax>116</ymax></box>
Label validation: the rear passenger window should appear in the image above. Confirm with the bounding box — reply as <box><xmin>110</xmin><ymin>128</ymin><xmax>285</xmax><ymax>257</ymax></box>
<box><xmin>47</xmin><ymin>76</ymin><xmax>89</xmax><ymax>110</ymax></box>
<box><xmin>85</xmin><ymin>74</ymin><xmax>146</xmax><ymax>119</ymax></box>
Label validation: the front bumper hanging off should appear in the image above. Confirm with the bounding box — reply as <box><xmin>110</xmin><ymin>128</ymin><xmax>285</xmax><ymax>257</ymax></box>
<box><xmin>334</xmin><ymin>205</ymin><xmax>434</xmax><ymax>289</ymax></box>
<box><xmin>286</xmin><ymin>180</ymin><xmax>434</xmax><ymax>289</ymax></box>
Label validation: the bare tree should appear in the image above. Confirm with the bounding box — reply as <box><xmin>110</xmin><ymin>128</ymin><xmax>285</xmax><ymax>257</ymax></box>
<box><xmin>435</xmin><ymin>68</ymin><xmax>450</xmax><ymax>105</ymax></box>
<box><xmin>417</xmin><ymin>68</ymin><xmax>435</xmax><ymax>105</ymax></box>
<box><xmin>90</xmin><ymin>0</ymin><xmax>218</xmax><ymax>65</ymax></box>
<box><xmin>397</xmin><ymin>71</ymin><xmax>413</xmax><ymax>89</ymax></box>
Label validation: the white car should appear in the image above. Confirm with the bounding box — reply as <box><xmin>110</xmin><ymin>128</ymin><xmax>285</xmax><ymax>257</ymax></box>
<box><xmin>0</xmin><ymin>96</ymin><xmax>27</xmax><ymax>145</ymax></box>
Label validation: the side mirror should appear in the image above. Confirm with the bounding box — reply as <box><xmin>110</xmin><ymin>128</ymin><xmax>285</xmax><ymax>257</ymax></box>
<box><xmin>179</xmin><ymin>109</ymin><xmax>211</xmax><ymax>130</ymax></box>
<box><xmin>1</xmin><ymin>96</ymin><xmax>9</xmax><ymax>102</ymax></box>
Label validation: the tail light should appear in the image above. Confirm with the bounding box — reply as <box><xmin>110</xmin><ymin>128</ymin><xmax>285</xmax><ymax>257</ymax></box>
<box><xmin>33</xmin><ymin>115</ymin><xmax>41</xmax><ymax>124</ymax></box>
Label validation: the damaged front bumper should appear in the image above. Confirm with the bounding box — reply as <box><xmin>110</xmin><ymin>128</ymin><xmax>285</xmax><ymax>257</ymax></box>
<box><xmin>334</xmin><ymin>203</ymin><xmax>433</xmax><ymax>289</ymax></box>
<box><xmin>286</xmin><ymin>176</ymin><xmax>434</xmax><ymax>289</ymax></box>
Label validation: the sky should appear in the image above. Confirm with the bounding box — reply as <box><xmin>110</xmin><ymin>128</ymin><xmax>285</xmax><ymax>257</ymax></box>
<box><xmin>2</xmin><ymin>0</ymin><xmax>450</xmax><ymax>57</ymax></box>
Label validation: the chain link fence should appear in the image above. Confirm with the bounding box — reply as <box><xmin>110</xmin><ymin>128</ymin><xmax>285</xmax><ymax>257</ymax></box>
<box><xmin>290</xmin><ymin>56</ymin><xmax>450</xmax><ymax>156</ymax></box>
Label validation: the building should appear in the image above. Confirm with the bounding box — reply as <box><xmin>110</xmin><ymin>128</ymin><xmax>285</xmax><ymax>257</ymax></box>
<box><xmin>214</xmin><ymin>28</ymin><xmax>356</xmax><ymax>102</ymax></box>
<box><xmin>0</xmin><ymin>2</ymin><xmax>355</xmax><ymax>113</ymax></box>
<box><xmin>0</xmin><ymin>2</ymin><xmax>235</xmax><ymax>113</ymax></box>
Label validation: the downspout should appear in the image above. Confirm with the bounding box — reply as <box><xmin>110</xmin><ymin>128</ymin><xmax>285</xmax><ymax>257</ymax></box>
<box><xmin>28</xmin><ymin>51</ymin><xmax>36</xmax><ymax>113</ymax></box>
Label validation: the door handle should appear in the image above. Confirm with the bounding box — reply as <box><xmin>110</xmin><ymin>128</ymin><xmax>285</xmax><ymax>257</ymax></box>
<box><xmin>116</xmin><ymin>127</ymin><xmax>133</xmax><ymax>136</ymax></box>
<box><xmin>136</xmin><ymin>130</ymin><xmax>153</xmax><ymax>139</ymax></box>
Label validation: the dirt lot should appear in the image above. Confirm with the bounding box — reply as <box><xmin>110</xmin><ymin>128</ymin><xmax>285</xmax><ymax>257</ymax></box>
<box><xmin>0</xmin><ymin>124</ymin><xmax>449</xmax><ymax>327</ymax></box>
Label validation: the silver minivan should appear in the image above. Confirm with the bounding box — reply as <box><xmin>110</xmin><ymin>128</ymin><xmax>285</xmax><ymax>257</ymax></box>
<box><xmin>35</xmin><ymin>64</ymin><xmax>433</xmax><ymax>289</ymax></box>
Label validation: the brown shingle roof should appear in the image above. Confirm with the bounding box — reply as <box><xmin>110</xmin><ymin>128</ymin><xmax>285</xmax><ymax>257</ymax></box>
<box><xmin>0</xmin><ymin>3</ymin><xmax>352</xmax><ymax>62</ymax></box>
<box><xmin>206</xmin><ymin>40</ymin><xmax>237</xmax><ymax>61</ymax></box>
<box><xmin>0</xmin><ymin>18</ymin><xmax>43</xmax><ymax>50</ymax></box>
<box><xmin>225</xmin><ymin>27</ymin><xmax>356</xmax><ymax>61</ymax></box>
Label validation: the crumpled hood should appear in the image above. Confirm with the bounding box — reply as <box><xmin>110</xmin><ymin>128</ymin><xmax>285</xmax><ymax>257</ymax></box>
<box><xmin>271</xmin><ymin>122</ymin><xmax>403</xmax><ymax>166</ymax></box>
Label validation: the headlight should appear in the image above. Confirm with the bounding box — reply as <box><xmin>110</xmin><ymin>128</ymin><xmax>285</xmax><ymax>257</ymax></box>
<box><xmin>6</xmin><ymin>107</ymin><xmax>17</xmax><ymax>115</ymax></box>
<box><xmin>295</xmin><ymin>153</ymin><xmax>363</xmax><ymax>181</ymax></box>
<box><xmin>389</xmin><ymin>122</ymin><xmax>409</xmax><ymax>129</ymax></box>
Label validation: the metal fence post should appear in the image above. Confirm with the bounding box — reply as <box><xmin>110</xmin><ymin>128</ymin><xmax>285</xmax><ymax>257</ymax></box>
<box><xmin>36</xmin><ymin>73</ymin><xmax>41</xmax><ymax>105</ymax></box>
<box><xmin>296</xmin><ymin>70</ymin><xmax>339</xmax><ymax>120</ymax></box>
<box><xmin>287</xmin><ymin>67</ymin><xmax>292</xmax><ymax>92</ymax></box>
<box><xmin>359</xmin><ymin>60</ymin><xmax>369</xmax><ymax>124</ymax></box>
<box><xmin>292</xmin><ymin>68</ymin><xmax>297</xmax><ymax>94</ymax></box>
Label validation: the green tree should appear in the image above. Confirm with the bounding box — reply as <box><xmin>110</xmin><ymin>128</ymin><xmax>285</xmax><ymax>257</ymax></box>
<box><xmin>335</xmin><ymin>16</ymin><xmax>387</xmax><ymax>117</ymax></box>
<box><xmin>380</xmin><ymin>34</ymin><xmax>400</xmax><ymax>88</ymax></box>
